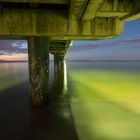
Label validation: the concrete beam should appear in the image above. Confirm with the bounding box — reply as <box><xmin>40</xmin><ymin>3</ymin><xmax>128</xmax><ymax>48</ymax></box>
<box><xmin>0</xmin><ymin>0</ymin><xmax>68</xmax><ymax>4</ymax></box>
<box><xmin>96</xmin><ymin>12</ymin><xmax>128</xmax><ymax>18</ymax></box>
<box><xmin>82</xmin><ymin>0</ymin><xmax>105</xmax><ymax>20</ymax></box>
<box><xmin>113</xmin><ymin>0</ymin><xmax>118</xmax><ymax>12</ymax></box>
<box><xmin>48</xmin><ymin>35</ymin><xmax>119</xmax><ymax>40</ymax></box>
<box><xmin>99</xmin><ymin>0</ymin><xmax>132</xmax><ymax>13</ymax></box>
<box><xmin>0</xmin><ymin>8</ymin><xmax>123</xmax><ymax>40</ymax></box>
<box><xmin>0</xmin><ymin>8</ymin><xmax>68</xmax><ymax>36</ymax></box>
<box><xmin>69</xmin><ymin>0</ymin><xmax>88</xmax><ymax>19</ymax></box>
<box><xmin>49</xmin><ymin>41</ymin><xmax>70</xmax><ymax>55</ymax></box>
<box><xmin>49</xmin><ymin>47</ymin><xmax>68</xmax><ymax>54</ymax></box>
<box><xmin>121</xmin><ymin>0</ymin><xmax>140</xmax><ymax>21</ymax></box>
<box><xmin>125</xmin><ymin>13</ymin><xmax>140</xmax><ymax>21</ymax></box>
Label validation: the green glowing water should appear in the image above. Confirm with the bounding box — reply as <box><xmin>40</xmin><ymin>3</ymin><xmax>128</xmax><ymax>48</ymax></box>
<box><xmin>0</xmin><ymin>62</ymin><xmax>140</xmax><ymax>140</ymax></box>
<box><xmin>68</xmin><ymin>62</ymin><xmax>140</xmax><ymax>140</ymax></box>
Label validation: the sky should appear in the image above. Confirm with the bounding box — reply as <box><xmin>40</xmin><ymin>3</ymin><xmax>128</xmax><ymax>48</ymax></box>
<box><xmin>0</xmin><ymin>19</ymin><xmax>140</xmax><ymax>61</ymax></box>
<box><xmin>67</xmin><ymin>19</ymin><xmax>140</xmax><ymax>61</ymax></box>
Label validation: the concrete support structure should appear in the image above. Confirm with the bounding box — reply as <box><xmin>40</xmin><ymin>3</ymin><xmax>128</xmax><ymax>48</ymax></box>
<box><xmin>28</xmin><ymin>37</ymin><xmax>49</xmax><ymax>106</ymax></box>
<box><xmin>54</xmin><ymin>53</ymin><xmax>65</xmax><ymax>76</ymax></box>
<box><xmin>0</xmin><ymin>0</ymin><xmax>140</xmax><ymax>106</ymax></box>
<box><xmin>49</xmin><ymin>41</ymin><xmax>70</xmax><ymax>100</ymax></box>
<box><xmin>0</xmin><ymin>1</ymin><xmax>139</xmax><ymax>41</ymax></box>
<box><xmin>53</xmin><ymin>53</ymin><xmax>67</xmax><ymax>98</ymax></box>
<box><xmin>49</xmin><ymin>40</ymin><xmax>70</xmax><ymax>77</ymax></box>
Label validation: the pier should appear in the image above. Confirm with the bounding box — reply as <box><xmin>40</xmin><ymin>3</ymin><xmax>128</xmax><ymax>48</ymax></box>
<box><xmin>0</xmin><ymin>0</ymin><xmax>140</xmax><ymax>105</ymax></box>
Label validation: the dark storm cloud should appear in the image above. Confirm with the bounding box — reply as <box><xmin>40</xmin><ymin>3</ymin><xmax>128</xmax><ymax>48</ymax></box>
<box><xmin>0</xmin><ymin>40</ymin><xmax>27</xmax><ymax>55</ymax></box>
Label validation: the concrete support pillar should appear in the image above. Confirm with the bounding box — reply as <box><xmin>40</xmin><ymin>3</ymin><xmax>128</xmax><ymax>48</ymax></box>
<box><xmin>54</xmin><ymin>53</ymin><xmax>65</xmax><ymax>76</ymax></box>
<box><xmin>52</xmin><ymin>53</ymin><xmax>67</xmax><ymax>99</ymax></box>
<box><xmin>54</xmin><ymin>54</ymin><xmax>59</xmax><ymax>74</ymax></box>
<box><xmin>28</xmin><ymin>36</ymin><xmax>49</xmax><ymax>106</ymax></box>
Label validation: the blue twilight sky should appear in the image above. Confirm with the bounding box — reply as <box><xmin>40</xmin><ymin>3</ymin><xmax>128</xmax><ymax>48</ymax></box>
<box><xmin>0</xmin><ymin>19</ymin><xmax>140</xmax><ymax>61</ymax></box>
<box><xmin>67</xmin><ymin>19</ymin><xmax>140</xmax><ymax>61</ymax></box>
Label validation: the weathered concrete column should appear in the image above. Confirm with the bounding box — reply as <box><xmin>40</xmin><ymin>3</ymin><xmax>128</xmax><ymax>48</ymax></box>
<box><xmin>28</xmin><ymin>36</ymin><xmax>49</xmax><ymax>106</ymax></box>
<box><xmin>49</xmin><ymin>41</ymin><xmax>70</xmax><ymax>100</ymax></box>
<box><xmin>54</xmin><ymin>54</ymin><xmax>59</xmax><ymax>74</ymax></box>
<box><xmin>54</xmin><ymin>53</ymin><xmax>65</xmax><ymax>76</ymax></box>
<box><xmin>52</xmin><ymin>53</ymin><xmax>67</xmax><ymax>99</ymax></box>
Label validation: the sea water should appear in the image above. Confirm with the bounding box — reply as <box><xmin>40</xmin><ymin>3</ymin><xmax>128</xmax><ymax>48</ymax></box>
<box><xmin>0</xmin><ymin>62</ymin><xmax>140</xmax><ymax>140</ymax></box>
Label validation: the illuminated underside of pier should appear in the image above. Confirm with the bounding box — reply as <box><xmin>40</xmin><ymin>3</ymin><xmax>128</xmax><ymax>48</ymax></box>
<box><xmin>0</xmin><ymin>0</ymin><xmax>140</xmax><ymax>105</ymax></box>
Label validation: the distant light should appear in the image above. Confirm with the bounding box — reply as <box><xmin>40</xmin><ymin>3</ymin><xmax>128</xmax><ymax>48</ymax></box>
<box><xmin>63</xmin><ymin>60</ymin><xmax>67</xmax><ymax>94</ymax></box>
<box><xmin>70</xmin><ymin>41</ymin><xmax>73</xmax><ymax>47</ymax></box>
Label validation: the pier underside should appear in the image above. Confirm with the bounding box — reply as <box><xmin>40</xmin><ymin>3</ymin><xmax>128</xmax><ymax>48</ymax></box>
<box><xmin>0</xmin><ymin>0</ymin><xmax>140</xmax><ymax>105</ymax></box>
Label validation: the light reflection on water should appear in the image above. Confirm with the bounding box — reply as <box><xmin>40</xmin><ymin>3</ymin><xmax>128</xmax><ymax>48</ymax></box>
<box><xmin>0</xmin><ymin>62</ymin><xmax>28</xmax><ymax>91</ymax></box>
<box><xmin>68</xmin><ymin>62</ymin><xmax>140</xmax><ymax>140</ymax></box>
<box><xmin>0</xmin><ymin>62</ymin><xmax>140</xmax><ymax>140</ymax></box>
<box><xmin>64</xmin><ymin>60</ymin><xmax>68</xmax><ymax>94</ymax></box>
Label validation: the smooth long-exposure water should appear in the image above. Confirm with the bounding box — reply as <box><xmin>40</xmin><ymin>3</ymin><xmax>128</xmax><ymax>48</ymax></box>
<box><xmin>0</xmin><ymin>62</ymin><xmax>140</xmax><ymax>140</ymax></box>
<box><xmin>68</xmin><ymin>62</ymin><xmax>140</xmax><ymax>140</ymax></box>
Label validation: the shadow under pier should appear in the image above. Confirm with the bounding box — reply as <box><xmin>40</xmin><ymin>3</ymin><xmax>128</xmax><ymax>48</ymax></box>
<box><xmin>34</xmin><ymin>67</ymin><xmax>79</xmax><ymax>140</ymax></box>
<box><xmin>0</xmin><ymin>80</ymin><xmax>78</xmax><ymax>140</ymax></box>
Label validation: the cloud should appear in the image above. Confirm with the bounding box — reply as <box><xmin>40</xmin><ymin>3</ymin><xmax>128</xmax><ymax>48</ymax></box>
<box><xmin>69</xmin><ymin>35</ymin><xmax>140</xmax><ymax>53</ymax></box>
<box><xmin>0</xmin><ymin>40</ymin><xmax>27</xmax><ymax>55</ymax></box>
<box><xmin>67</xmin><ymin>35</ymin><xmax>140</xmax><ymax>60</ymax></box>
<box><xmin>118</xmin><ymin>38</ymin><xmax>140</xmax><ymax>46</ymax></box>
<box><xmin>0</xmin><ymin>51</ymin><xmax>5</xmax><ymax>55</ymax></box>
